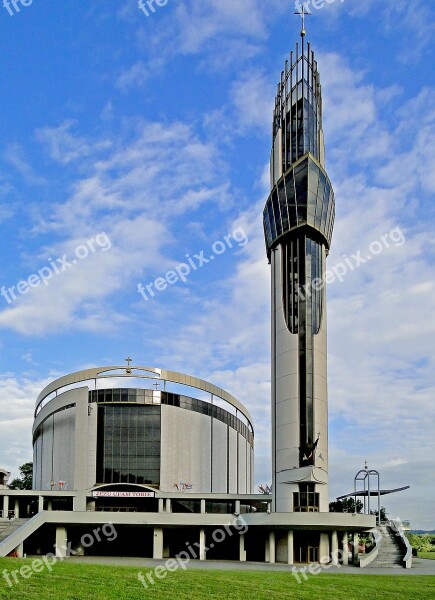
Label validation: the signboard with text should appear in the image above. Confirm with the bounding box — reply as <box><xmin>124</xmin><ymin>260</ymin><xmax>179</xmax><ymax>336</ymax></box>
<box><xmin>92</xmin><ymin>491</ymin><xmax>156</xmax><ymax>498</ymax></box>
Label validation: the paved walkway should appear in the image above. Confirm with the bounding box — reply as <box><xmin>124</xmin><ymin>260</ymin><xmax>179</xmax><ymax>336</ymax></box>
<box><xmin>68</xmin><ymin>556</ymin><xmax>435</xmax><ymax>576</ymax></box>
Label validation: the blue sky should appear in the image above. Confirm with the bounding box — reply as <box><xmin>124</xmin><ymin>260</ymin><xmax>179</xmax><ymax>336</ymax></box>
<box><xmin>0</xmin><ymin>0</ymin><xmax>434</xmax><ymax>528</ymax></box>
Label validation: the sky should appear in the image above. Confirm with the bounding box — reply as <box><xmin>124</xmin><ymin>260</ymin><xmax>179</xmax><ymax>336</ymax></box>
<box><xmin>0</xmin><ymin>0</ymin><xmax>434</xmax><ymax>529</ymax></box>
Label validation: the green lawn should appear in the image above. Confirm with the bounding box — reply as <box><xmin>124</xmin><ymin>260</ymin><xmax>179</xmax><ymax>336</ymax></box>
<box><xmin>419</xmin><ymin>552</ymin><xmax>435</xmax><ymax>560</ymax></box>
<box><xmin>0</xmin><ymin>559</ymin><xmax>434</xmax><ymax>600</ymax></box>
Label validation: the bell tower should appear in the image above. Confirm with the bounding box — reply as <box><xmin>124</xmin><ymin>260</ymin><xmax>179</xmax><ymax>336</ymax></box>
<box><xmin>264</xmin><ymin>12</ymin><xmax>335</xmax><ymax>512</ymax></box>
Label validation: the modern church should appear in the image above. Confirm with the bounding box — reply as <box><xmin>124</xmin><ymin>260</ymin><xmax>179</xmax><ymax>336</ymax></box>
<box><xmin>0</xmin><ymin>23</ymin><xmax>405</xmax><ymax>566</ymax></box>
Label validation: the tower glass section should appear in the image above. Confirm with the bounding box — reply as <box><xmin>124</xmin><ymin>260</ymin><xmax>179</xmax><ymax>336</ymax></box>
<box><xmin>264</xmin><ymin>36</ymin><xmax>335</xmax><ymax>512</ymax></box>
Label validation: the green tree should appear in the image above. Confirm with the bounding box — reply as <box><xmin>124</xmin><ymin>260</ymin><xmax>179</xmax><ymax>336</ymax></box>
<box><xmin>8</xmin><ymin>462</ymin><xmax>33</xmax><ymax>490</ymax></box>
<box><xmin>329</xmin><ymin>498</ymin><xmax>363</xmax><ymax>513</ymax></box>
<box><xmin>370</xmin><ymin>506</ymin><xmax>388</xmax><ymax>521</ymax></box>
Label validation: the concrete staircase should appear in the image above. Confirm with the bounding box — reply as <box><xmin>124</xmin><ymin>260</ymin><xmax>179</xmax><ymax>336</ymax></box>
<box><xmin>367</xmin><ymin>524</ymin><xmax>404</xmax><ymax>568</ymax></box>
<box><xmin>0</xmin><ymin>519</ymin><xmax>30</xmax><ymax>544</ymax></box>
<box><xmin>0</xmin><ymin>513</ymin><xmax>47</xmax><ymax>556</ymax></box>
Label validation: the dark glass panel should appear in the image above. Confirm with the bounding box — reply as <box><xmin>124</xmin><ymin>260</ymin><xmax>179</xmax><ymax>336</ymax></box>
<box><xmin>317</xmin><ymin>172</ymin><xmax>326</xmax><ymax>205</ymax></box>
<box><xmin>96</xmin><ymin>405</ymin><xmax>161</xmax><ymax>485</ymax></box>
<box><xmin>277</xmin><ymin>181</ymin><xmax>289</xmax><ymax>232</ymax></box>
<box><xmin>308</xmin><ymin>160</ymin><xmax>319</xmax><ymax>196</ymax></box>
<box><xmin>271</xmin><ymin>188</ymin><xmax>282</xmax><ymax>237</ymax></box>
<box><xmin>295</xmin><ymin>163</ymin><xmax>308</xmax><ymax>207</ymax></box>
<box><xmin>285</xmin><ymin>174</ymin><xmax>297</xmax><ymax>228</ymax></box>
<box><xmin>267</xmin><ymin>200</ymin><xmax>276</xmax><ymax>240</ymax></box>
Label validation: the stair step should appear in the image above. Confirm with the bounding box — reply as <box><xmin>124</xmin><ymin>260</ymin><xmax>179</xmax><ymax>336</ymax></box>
<box><xmin>365</xmin><ymin>525</ymin><xmax>406</xmax><ymax>569</ymax></box>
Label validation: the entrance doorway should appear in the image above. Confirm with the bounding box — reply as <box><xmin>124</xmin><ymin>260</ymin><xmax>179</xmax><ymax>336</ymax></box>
<box><xmin>294</xmin><ymin>531</ymin><xmax>320</xmax><ymax>563</ymax></box>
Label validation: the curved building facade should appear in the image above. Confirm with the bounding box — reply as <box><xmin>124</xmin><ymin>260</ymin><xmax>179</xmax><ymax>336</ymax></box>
<box><xmin>32</xmin><ymin>366</ymin><xmax>254</xmax><ymax>495</ymax></box>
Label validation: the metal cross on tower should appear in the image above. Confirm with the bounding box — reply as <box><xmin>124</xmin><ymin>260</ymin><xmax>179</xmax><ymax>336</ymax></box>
<box><xmin>294</xmin><ymin>4</ymin><xmax>311</xmax><ymax>38</ymax></box>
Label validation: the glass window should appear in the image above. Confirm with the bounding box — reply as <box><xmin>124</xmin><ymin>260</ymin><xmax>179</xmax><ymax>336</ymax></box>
<box><xmin>96</xmin><ymin>405</ymin><xmax>161</xmax><ymax>485</ymax></box>
<box><xmin>267</xmin><ymin>200</ymin><xmax>276</xmax><ymax>240</ymax></box>
<box><xmin>271</xmin><ymin>189</ymin><xmax>282</xmax><ymax>237</ymax></box>
<box><xmin>294</xmin><ymin>162</ymin><xmax>308</xmax><ymax>207</ymax></box>
<box><xmin>285</xmin><ymin>173</ymin><xmax>297</xmax><ymax>228</ymax></box>
<box><xmin>263</xmin><ymin>206</ymin><xmax>273</xmax><ymax>248</ymax></box>
<box><xmin>278</xmin><ymin>181</ymin><xmax>289</xmax><ymax>232</ymax></box>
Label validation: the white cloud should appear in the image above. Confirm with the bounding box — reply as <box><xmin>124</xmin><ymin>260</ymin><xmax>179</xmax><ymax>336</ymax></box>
<box><xmin>2</xmin><ymin>144</ymin><xmax>45</xmax><ymax>186</ymax></box>
<box><xmin>116</xmin><ymin>61</ymin><xmax>149</xmax><ymax>91</ymax></box>
<box><xmin>0</xmin><ymin>119</ymin><xmax>235</xmax><ymax>335</ymax></box>
<box><xmin>0</xmin><ymin>374</ymin><xmax>53</xmax><ymax>479</ymax></box>
<box><xmin>231</xmin><ymin>70</ymin><xmax>274</xmax><ymax>133</ymax></box>
<box><xmin>36</xmin><ymin>120</ymin><xmax>95</xmax><ymax>165</ymax></box>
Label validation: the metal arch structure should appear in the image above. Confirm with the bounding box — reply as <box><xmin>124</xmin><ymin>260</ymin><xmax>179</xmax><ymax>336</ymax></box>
<box><xmin>354</xmin><ymin>468</ymin><xmax>381</xmax><ymax>525</ymax></box>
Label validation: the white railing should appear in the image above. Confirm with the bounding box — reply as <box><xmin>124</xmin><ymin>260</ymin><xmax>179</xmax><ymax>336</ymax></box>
<box><xmin>389</xmin><ymin>518</ymin><xmax>413</xmax><ymax>569</ymax></box>
<box><xmin>359</xmin><ymin>528</ymin><xmax>382</xmax><ymax>568</ymax></box>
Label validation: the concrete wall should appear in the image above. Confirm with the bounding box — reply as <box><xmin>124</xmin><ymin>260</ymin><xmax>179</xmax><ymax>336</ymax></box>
<box><xmin>34</xmin><ymin>388</ymin><xmax>253</xmax><ymax>495</ymax></box>
<box><xmin>272</xmin><ymin>245</ymin><xmax>329</xmax><ymax>512</ymax></box>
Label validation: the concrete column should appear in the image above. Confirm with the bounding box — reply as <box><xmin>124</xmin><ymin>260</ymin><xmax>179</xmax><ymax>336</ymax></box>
<box><xmin>235</xmin><ymin>500</ymin><xmax>241</xmax><ymax>515</ymax></box>
<box><xmin>2</xmin><ymin>495</ymin><xmax>9</xmax><ymax>518</ymax></box>
<box><xmin>15</xmin><ymin>542</ymin><xmax>24</xmax><ymax>558</ymax></box>
<box><xmin>165</xmin><ymin>499</ymin><xmax>172</xmax><ymax>514</ymax></box>
<box><xmin>158</xmin><ymin>499</ymin><xmax>165</xmax><ymax>513</ymax></box>
<box><xmin>200</xmin><ymin>499</ymin><xmax>206</xmax><ymax>514</ymax></box>
<box><xmin>153</xmin><ymin>528</ymin><xmax>163</xmax><ymax>560</ymax></box>
<box><xmin>73</xmin><ymin>492</ymin><xmax>87</xmax><ymax>512</ymax></box>
<box><xmin>342</xmin><ymin>531</ymin><xmax>349</xmax><ymax>566</ymax></box>
<box><xmin>265</xmin><ymin>537</ymin><xmax>269</xmax><ymax>562</ymax></box>
<box><xmin>320</xmin><ymin>532</ymin><xmax>329</xmax><ymax>563</ymax></box>
<box><xmin>14</xmin><ymin>500</ymin><xmax>19</xmax><ymax>518</ymax></box>
<box><xmin>48</xmin><ymin>501</ymin><xmax>53</xmax><ymax>511</ymax></box>
<box><xmin>73</xmin><ymin>389</ymin><xmax>90</xmax><ymax>492</ymax></box>
<box><xmin>38</xmin><ymin>495</ymin><xmax>44</xmax><ymax>513</ymax></box>
<box><xmin>331</xmin><ymin>530</ymin><xmax>339</xmax><ymax>565</ymax></box>
<box><xmin>239</xmin><ymin>533</ymin><xmax>246</xmax><ymax>562</ymax></box>
<box><xmin>287</xmin><ymin>530</ymin><xmax>294</xmax><ymax>565</ymax></box>
<box><xmin>352</xmin><ymin>533</ymin><xmax>359</xmax><ymax>565</ymax></box>
<box><xmin>268</xmin><ymin>532</ymin><xmax>276</xmax><ymax>564</ymax></box>
<box><xmin>55</xmin><ymin>526</ymin><xmax>68</xmax><ymax>558</ymax></box>
<box><xmin>199</xmin><ymin>529</ymin><xmax>206</xmax><ymax>561</ymax></box>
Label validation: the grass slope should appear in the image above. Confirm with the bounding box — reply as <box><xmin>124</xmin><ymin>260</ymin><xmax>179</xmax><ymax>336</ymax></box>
<box><xmin>0</xmin><ymin>560</ymin><xmax>434</xmax><ymax>600</ymax></box>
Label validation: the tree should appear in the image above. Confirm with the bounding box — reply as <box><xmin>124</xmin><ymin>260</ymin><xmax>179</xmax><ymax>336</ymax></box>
<box><xmin>8</xmin><ymin>462</ymin><xmax>33</xmax><ymax>490</ymax></box>
<box><xmin>329</xmin><ymin>498</ymin><xmax>363</xmax><ymax>514</ymax></box>
<box><xmin>370</xmin><ymin>506</ymin><xmax>388</xmax><ymax>522</ymax></box>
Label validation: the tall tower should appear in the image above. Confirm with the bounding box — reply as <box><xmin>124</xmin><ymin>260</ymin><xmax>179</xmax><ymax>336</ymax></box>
<box><xmin>264</xmin><ymin>20</ymin><xmax>335</xmax><ymax>513</ymax></box>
